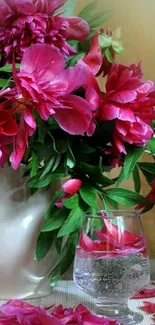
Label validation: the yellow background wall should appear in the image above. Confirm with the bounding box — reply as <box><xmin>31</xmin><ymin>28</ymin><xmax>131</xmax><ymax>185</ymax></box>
<box><xmin>76</xmin><ymin>0</ymin><xmax>155</xmax><ymax>81</ymax></box>
<box><xmin>76</xmin><ymin>0</ymin><xmax>155</xmax><ymax>256</ymax></box>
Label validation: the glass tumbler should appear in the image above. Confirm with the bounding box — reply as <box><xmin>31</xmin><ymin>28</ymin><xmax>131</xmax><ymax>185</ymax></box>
<box><xmin>73</xmin><ymin>210</ymin><xmax>150</xmax><ymax>324</ymax></box>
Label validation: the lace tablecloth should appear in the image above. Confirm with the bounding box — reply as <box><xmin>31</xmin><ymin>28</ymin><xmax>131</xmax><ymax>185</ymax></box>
<box><xmin>0</xmin><ymin>281</ymin><xmax>154</xmax><ymax>325</ymax></box>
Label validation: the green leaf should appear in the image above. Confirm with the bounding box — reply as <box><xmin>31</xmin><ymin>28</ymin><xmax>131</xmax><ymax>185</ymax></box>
<box><xmin>78</xmin><ymin>163</ymin><xmax>114</xmax><ymax>187</ymax></box>
<box><xmin>66</xmin><ymin>141</ymin><xmax>75</xmax><ymax>169</ymax></box>
<box><xmin>105</xmin><ymin>196</ymin><xmax>119</xmax><ymax>209</ymax></box>
<box><xmin>0</xmin><ymin>64</ymin><xmax>20</xmax><ymax>72</ymax></box>
<box><xmin>138</xmin><ymin>162</ymin><xmax>155</xmax><ymax>174</ymax></box>
<box><xmin>55</xmin><ymin>236</ymin><xmax>63</xmax><ymax>254</ymax></box>
<box><xmin>141</xmin><ymin>203</ymin><xmax>154</xmax><ymax>214</ymax></box>
<box><xmin>63</xmin><ymin>193</ymin><xmax>79</xmax><ymax>209</ymax></box>
<box><xmin>44</xmin><ymin>189</ymin><xmax>63</xmax><ymax>220</ymax></box>
<box><xmin>40</xmin><ymin>155</ymin><xmax>61</xmax><ymax>179</ymax></box>
<box><xmin>30</xmin><ymin>151</ymin><xmax>39</xmax><ymax>177</ymax></box>
<box><xmin>56</xmin><ymin>0</ymin><xmax>77</xmax><ymax>16</ymax></box>
<box><xmin>138</xmin><ymin>169</ymin><xmax>154</xmax><ymax>187</ymax></box>
<box><xmin>67</xmin><ymin>52</ymin><xmax>86</xmax><ymax>68</ymax></box>
<box><xmin>48</xmin><ymin>132</ymin><xmax>60</xmax><ymax>155</ymax></box>
<box><xmin>0</xmin><ymin>78</ymin><xmax>8</xmax><ymax>88</ymax></box>
<box><xmin>37</xmin><ymin>118</ymin><xmax>46</xmax><ymax>144</ymax></box>
<box><xmin>78</xmin><ymin>1</ymin><xmax>96</xmax><ymax>21</ymax></box>
<box><xmin>50</xmin><ymin>231</ymin><xmax>79</xmax><ymax>286</ymax></box>
<box><xmin>112</xmin><ymin>40</ymin><xmax>124</xmax><ymax>55</ymax></box>
<box><xmin>57</xmin><ymin>207</ymin><xmax>84</xmax><ymax>237</ymax></box>
<box><xmin>42</xmin><ymin>206</ymin><xmax>68</xmax><ymax>232</ymax></box>
<box><xmin>148</xmin><ymin>137</ymin><xmax>155</xmax><ymax>155</ymax></box>
<box><xmin>79</xmin><ymin>184</ymin><xmax>99</xmax><ymax>209</ymax></box>
<box><xmin>104</xmin><ymin>188</ymin><xmax>148</xmax><ymax>206</ymax></box>
<box><xmin>117</xmin><ymin>146</ymin><xmax>145</xmax><ymax>187</ymax></box>
<box><xmin>28</xmin><ymin>171</ymin><xmax>64</xmax><ymax>188</ymax></box>
<box><xmin>104</xmin><ymin>47</ymin><xmax>114</xmax><ymax>63</ymax></box>
<box><xmin>133</xmin><ymin>165</ymin><xmax>141</xmax><ymax>193</ymax></box>
<box><xmin>36</xmin><ymin>232</ymin><xmax>54</xmax><ymax>261</ymax></box>
<box><xmin>137</xmin><ymin>162</ymin><xmax>155</xmax><ymax>186</ymax></box>
<box><xmin>89</xmin><ymin>11</ymin><xmax>111</xmax><ymax>29</ymax></box>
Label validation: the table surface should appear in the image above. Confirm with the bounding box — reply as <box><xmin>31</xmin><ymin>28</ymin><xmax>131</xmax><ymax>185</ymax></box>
<box><xmin>0</xmin><ymin>281</ymin><xmax>155</xmax><ymax>325</ymax></box>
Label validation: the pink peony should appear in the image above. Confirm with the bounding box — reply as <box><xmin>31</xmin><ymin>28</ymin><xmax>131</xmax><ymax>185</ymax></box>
<box><xmin>56</xmin><ymin>179</ymin><xmax>82</xmax><ymax>207</ymax></box>
<box><xmin>0</xmin><ymin>0</ymin><xmax>90</xmax><ymax>64</ymax></box>
<box><xmin>14</xmin><ymin>43</ymin><xmax>93</xmax><ymax>135</ymax></box>
<box><xmin>85</xmin><ymin>62</ymin><xmax>155</xmax><ymax>158</ymax></box>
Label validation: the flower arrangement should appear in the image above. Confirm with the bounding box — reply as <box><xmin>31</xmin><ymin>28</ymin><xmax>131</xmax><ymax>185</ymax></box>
<box><xmin>0</xmin><ymin>0</ymin><xmax>155</xmax><ymax>285</ymax></box>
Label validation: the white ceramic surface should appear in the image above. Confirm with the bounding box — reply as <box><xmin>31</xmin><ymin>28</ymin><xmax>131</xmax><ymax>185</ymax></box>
<box><xmin>0</xmin><ymin>166</ymin><xmax>60</xmax><ymax>299</ymax></box>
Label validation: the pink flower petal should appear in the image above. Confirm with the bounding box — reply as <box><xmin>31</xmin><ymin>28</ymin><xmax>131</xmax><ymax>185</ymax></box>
<box><xmin>54</xmin><ymin>94</ymin><xmax>92</xmax><ymax>135</ymax></box>
<box><xmin>137</xmin><ymin>81</ymin><xmax>154</xmax><ymax>97</ymax></box>
<box><xmin>86</xmin><ymin>85</ymin><xmax>101</xmax><ymax>111</ymax></box>
<box><xmin>118</xmin><ymin>108</ymin><xmax>135</xmax><ymax>122</ymax></box>
<box><xmin>60</xmin><ymin>64</ymin><xmax>87</xmax><ymax>94</ymax></box>
<box><xmin>108</xmin><ymin>90</ymin><xmax>137</xmax><ymax>103</ymax></box>
<box><xmin>62</xmin><ymin>179</ymin><xmax>82</xmax><ymax>195</ymax></box>
<box><xmin>131</xmin><ymin>288</ymin><xmax>155</xmax><ymax>299</ymax></box>
<box><xmin>20</xmin><ymin>44</ymin><xmax>64</xmax><ymax>81</ymax></box>
<box><xmin>83</xmin><ymin>33</ymin><xmax>103</xmax><ymax>75</ymax></box>
<box><xmin>36</xmin><ymin>0</ymin><xmax>66</xmax><ymax>14</ymax></box>
<box><xmin>100</xmin><ymin>103</ymin><xmax>120</xmax><ymax>120</ymax></box>
<box><xmin>1</xmin><ymin>300</ymin><xmax>62</xmax><ymax>325</ymax></box>
<box><xmin>141</xmin><ymin>301</ymin><xmax>155</xmax><ymax>314</ymax></box>
<box><xmin>66</xmin><ymin>17</ymin><xmax>90</xmax><ymax>41</ymax></box>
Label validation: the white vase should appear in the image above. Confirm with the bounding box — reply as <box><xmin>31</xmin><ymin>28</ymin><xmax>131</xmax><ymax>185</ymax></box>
<box><xmin>0</xmin><ymin>166</ymin><xmax>60</xmax><ymax>299</ymax></box>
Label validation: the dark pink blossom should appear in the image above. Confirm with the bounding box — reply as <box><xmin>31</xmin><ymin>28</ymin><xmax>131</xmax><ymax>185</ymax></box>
<box><xmin>0</xmin><ymin>0</ymin><xmax>90</xmax><ymax>63</ymax></box>
<box><xmin>85</xmin><ymin>62</ymin><xmax>155</xmax><ymax>158</ymax></box>
<box><xmin>56</xmin><ymin>179</ymin><xmax>82</xmax><ymax>207</ymax></box>
<box><xmin>14</xmin><ymin>44</ymin><xmax>93</xmax><ymax>136</ymax></box>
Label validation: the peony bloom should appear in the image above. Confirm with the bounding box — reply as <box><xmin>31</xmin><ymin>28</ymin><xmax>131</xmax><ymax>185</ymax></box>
<box><xmin>0</xmin><ymin>0</ymin><xmax>90</xmax><ymax>64</ymax></box>
<box><xmin>85</xmin><ymin>62</ymin><xmax>155</xmax><ymax>158</ymax></box>
<box><xmin>56</xmin><ymin>179</ymin><xmax>82</xmax><ymax>207</ymax></box>
<box><xmin>14</xmin><ymin>44</ymin><xmax>93</xmax><ymax>136</ymax></box>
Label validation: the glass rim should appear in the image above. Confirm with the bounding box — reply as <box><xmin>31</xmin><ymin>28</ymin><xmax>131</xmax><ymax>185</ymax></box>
<box><xmin>85</xmin><ymin>210</ymin><xmax>139</xmax><ymax>219</ymax></box>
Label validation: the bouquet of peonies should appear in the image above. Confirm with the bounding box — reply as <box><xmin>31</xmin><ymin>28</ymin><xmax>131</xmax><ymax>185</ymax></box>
<box><xmin>0</xmin><ymin>0</ymin><xmax>155</xmax><ymax>284</ymax></box>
